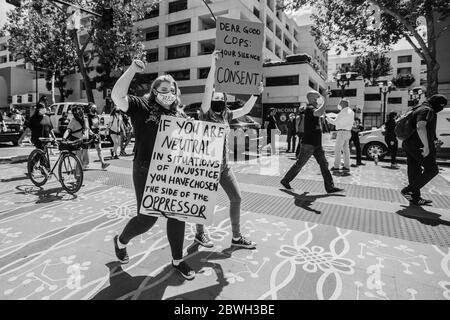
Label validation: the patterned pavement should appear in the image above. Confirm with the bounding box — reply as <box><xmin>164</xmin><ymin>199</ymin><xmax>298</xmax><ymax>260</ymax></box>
<box><xmin>0</xmin><ymin>144</ymin><xmax>450</xmax><ymax>300</ymax></box>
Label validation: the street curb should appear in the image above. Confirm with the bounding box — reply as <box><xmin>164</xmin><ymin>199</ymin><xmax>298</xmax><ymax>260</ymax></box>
<box><xmin>0</xmin><ymin>155</ymin><xmax>28</xmax><ymax>164</ymax></box>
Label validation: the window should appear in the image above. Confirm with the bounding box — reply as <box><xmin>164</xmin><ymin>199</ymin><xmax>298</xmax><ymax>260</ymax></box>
<box><xmin>397</xmin><ymin>67</ymin><xmax>412</xmax><ymax>75</ymax></box>
<box><xmin>168</xmin><ymin>20</ymin><xmax>191</xmax><ymax>37</ymax></box>
<box><xmin>330</xmin><ymin>89</ymin><xmax>357</xmax><ymax>97</ymax></box>
<box><xmin>0</xmin><ymin>43</ymin><xmax>7</xmax><ymax>51</ymax></box>
<box><xmin>276</xmin><ymin>11</ymin><xmax>281</xmax><ymax>20</ymax></box>
<box><xmin>167</xmin><ymin>69</ymin><xmax>190</xmax><ymax>81</ymax></box>
<box><xmin>199</xmin><ymin>41</ymin><xmax>215</xmax><ymax>55</ymax></box>
<box><xmin>198</xmin><ymin>67</ymin><xmax>210</xmax><ymax>79</ymax></box>
<box><xmin>388</xmin><ymin>97</ymin><xmax>402</xmax><ymax>104</ymax></box>
<box><xmin>0</xmin><ymin>55</ymin><xmax>7</xmax><ymax>63</ymax></box>
<box><xmin>363</xmin><ymin>113</ymin><xmax>382</xmax><ymax>129</ymax></box>
<box><xmin>308</xmin><ymin>79</ymin><xmax>317</xmax><ymax>90</ymax></box>
<box><xmin>267</xmin><ymin>0</ymin><xmax>274</xmax><ymax>11</ymax></box>
<box><xmin>275</xmin><ymin>26</ymin><xmax>282</xmax><ymax>39</ymax></box>
<box><xmin>28</xmin><ymin>94</ymin><xmax>33</xmax><ymax>102</ymax></box>
<box><xmin>397</xmin><ymin>55</ymin><xmax>412</xmax><ymax>63</ymax></box>
<box><xmin>265</xmin><ymin>38</ymin><xmax>273</xmax><ymax>51</ymax></box>
<box><xmin>266</xmin><ymin>75</ymin><xmax>299</xmax><ymax>87</ymax></box>
<box><xmin>365</xmin><ymin>93</ymin><xmax>381</xmax><ymax>101</ymax></box>
<box><xmin>253</xmin><ymin>7</ymin><xmax>260</xmax><ymax>19</ymax></box>
<box><xmin>285</xmin><ymin>24</ymin><xmax>290</xmax><ymax>31</ymax></box>
<box><xmin>169</xmin><ymin>0</ymin><xmax>187</xmax><ymax>14</ymax></box>
<box><xmin>147</xmin><ymin>3</ymin><xmax>159</xmax><ymax>18</ymax></box>
<box><xmin>421</xmin><ymin>60</ymin><xmax>427</xmax><ymax>65</ymax></box>
<box><xmin>266</xmin><ymin>16</ymin><xmax>273</xmax><ymax>32</ymax></box>
<box><xmin>167</xmin><ymin>44</ymin><xmax>190</xmax><ymax>60</ymax></box>
<box><xmin>284</xmin><ymin>36</ymin><xmax>291</xmax><ymax>48</ymax></box>
<box><xmin>145</xmin><ymin>27</ymin><xmax>159</xmax><ymax>41</ymax></box>
<box><xmin>17</xmin><ymin>96</ymin><xmax>22</xmax><ymax>103</ymax></box>
<box><xmin>146</xmin><ymin>49</ymin><xmax>158</xmax><ymax>62</ymax></box>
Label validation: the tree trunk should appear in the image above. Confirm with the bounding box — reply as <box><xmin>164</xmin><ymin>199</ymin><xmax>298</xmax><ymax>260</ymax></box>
<box><xmin>72</xmin><ymin>30</ymin><xmax>95</xmax><ymax>103</ymax></box>
<box><xmin>58</xmin><ymin>87</ymin><xmax>65</xmax><ymax>102</ymax></box>
<box><xmin>425</xmin><ymin>9</ymin><xmax>440</xmax><ymax>97</ymax></box>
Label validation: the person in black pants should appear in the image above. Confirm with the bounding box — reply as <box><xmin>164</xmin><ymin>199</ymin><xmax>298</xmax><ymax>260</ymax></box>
<box><xmin>286</xmin><ymin>113</ymin><xmax>296</xmax><ymax>153</ymax></box>
<box><xmin>264</xmin><ymin>108</ymin><xmax>279</xmax><ymax>149</ymax></box>
<box><xmin>111</xmin><ymin>60</ymin><xmax>195</xmax><ymax>280</ymax></box>
<box><xmin>350</xmin><ymin>117</ymin><xmax>364</xmax><ymax>167</ymax></box>
<box><xmin>280</xmin><ymin>90</ymin><xmax>343</xmax><ymax>194</ymax></box>
<box><xmin>384</xmin><ymin>112</ymin><xmax>398</xmax><ymax>168</ymax></box>
<box><xmin>401</xmin><ymin>94</ymin><xmax>447</xmax><ymax>206</ymax></box>
<box><xmin>295</xmin><ymin>106</ymin><xmax>305</xmax><ymax>157</ymax></box>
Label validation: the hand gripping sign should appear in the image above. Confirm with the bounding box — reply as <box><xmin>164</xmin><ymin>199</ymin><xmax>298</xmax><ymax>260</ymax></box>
<box><xmin>140</xmin><ymin>116</ymin><xmax>226</xmax><ymax>225</ymax></box>
<box><xmin>215</xmin><ymin>17</ymin><xmax>264</xmax><ymax>95</ymax></box>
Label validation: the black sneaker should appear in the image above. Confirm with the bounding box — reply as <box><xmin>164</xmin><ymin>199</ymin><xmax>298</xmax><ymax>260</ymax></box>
<box><xmin>357</xmin><ymin>163</ymin><xmax>365</xmax><ymax>166</ymax></box>
<box><xmin>280</xmin><ymin>180</ymin><xmax>292</xmax><ymax>190</ymax></box>
<box><xmin>330</xmin><ymin>167</ymin><xmax>340</xmax><ymax>171</ymax></box>
<box><xmin>327</xmin><ymin>187</ymin><xmax>344</xmax><ymax>194</ymax></box>
<box><xmin>411</xmin><ymin>198</ymin><xmax>433</xmax><ymax>206</ymax></box>
<box><xmin>341</xmin><ymin>167</ymin><xmax>350</xmax><ymax>172</ymax></box>
<box><xmin>102</xmin><ymin>163</ymin><xmax>110</xmax><ymax>170</ymax></box>
<box><xmin>194</xmin><ymin>232</ymin><xmax>214</xmax><ymax>248</ymax></box>
<box><xmin>401</xmin><ymin>188</ymin><xmax>414</xmax><ymax>202</ymax></box>
<box><xmin>172</xmin><ymin>260</ymin><xmax>195</xmax><ymax>280</ymax></box>
<box><xmin>231</xmin><ymin>236</ymin><xmax>256</xmax><ymax>249</ymax></box>
<box><xmin>113</xmin><ymin>235</ymin><xmax>129</xmax><ymax>264</ymax></box>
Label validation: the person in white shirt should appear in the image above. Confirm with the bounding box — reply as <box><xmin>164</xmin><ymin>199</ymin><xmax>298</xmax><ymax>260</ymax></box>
<box><xmin>326</xmin><ymin>99</ymin><xmax>354</xmax><ymax>171</ymax></box>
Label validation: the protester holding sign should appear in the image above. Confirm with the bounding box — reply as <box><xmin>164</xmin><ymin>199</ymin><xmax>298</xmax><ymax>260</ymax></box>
<box><xmin>111</xmin><ymin>60</ymin><xmax>195</xmax><ymax>280</ymax></box>
<box><xmin>194</xmin><ymin>50</ymin><xmax>263</xmax><ymax>249</ymax></box>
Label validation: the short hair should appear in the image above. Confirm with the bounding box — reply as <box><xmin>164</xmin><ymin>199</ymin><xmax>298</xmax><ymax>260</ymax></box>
<box><xmin>306</xmin><ymin>90</ymin><xmax>320</xmax><ymax>101</ymax></box>
<box><xmin>339</xmin><ymin>99</ymin><xmax>350</xmax><ymax>108</ymax></box>
<box><xmin>269</xmin><ymin>108</ymin><xmax>276</xmax><ymax>113</ymax></box>
<box><xmin>428</xmin><ymin>94</ymin><xmax>448</xmax><ymax>107</ymax></box>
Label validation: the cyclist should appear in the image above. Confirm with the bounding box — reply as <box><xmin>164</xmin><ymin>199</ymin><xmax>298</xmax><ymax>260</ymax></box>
<box><xmin>87</xmin><ymin>103</ymin><xmax>110</xmax><ymax>170</ymax></box>
<box><xmin>63</xmin><ymin>105</ymin><xmax>90</xmax><ymax>170</ymax></box>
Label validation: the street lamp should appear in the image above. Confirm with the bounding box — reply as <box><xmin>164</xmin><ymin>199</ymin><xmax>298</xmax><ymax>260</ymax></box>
<box><xmin>335</xmin><ymin>72</ymin><xmax>356</xmax><ymax>98</ymax></box>
<box><xmin>378</xmin><ymin>81</ymin><xmax>393</xmax><ymax>124</ymax></box>
<box><xmin>409</xmin><ymin>87</ymin><xmax>424</xmax><ymax>106</ymax></box>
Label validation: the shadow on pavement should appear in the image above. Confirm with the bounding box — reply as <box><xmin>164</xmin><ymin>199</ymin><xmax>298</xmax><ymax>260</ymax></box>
<box><xmin>14</xmin><ymin>185</ymin><xmax>77</xmax><ymax>204</ymax></box>
<box><xmin>280</xmin><ymin>189</ymin><xmax>345</xmax><ymax>215</ymax></box>
<box><xmin>93</xmin><ymin>245</ymin><xmax>229</xmax><ymax>300</ymax></box>
<box><xmin>0</xmin><ymin>174</ymin><xmax>29</xmax><ymax>183</ymax></box>
<box><xmin>396</xmin><ymin>205</ymin><xmax>450</xmax><ymax>227</ymax></box>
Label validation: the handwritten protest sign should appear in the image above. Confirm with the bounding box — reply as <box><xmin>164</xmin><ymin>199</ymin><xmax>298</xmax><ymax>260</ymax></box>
<box><xmin>140</xmin><ymin>116</ymin><xmax>226</xmax><ymax>225</ymax></box>
<box><xmin>215</xmin><ymin>17</ymin><xmax>264</xmax><ymax>95</ymax></box>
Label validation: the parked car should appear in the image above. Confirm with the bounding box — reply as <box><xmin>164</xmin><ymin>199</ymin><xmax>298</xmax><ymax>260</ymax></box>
<box><xmin>0</xmin><ymin>119</ymin><xmax>23</xmax><ymax>146</ymax></box>
<box><xmin>359</xmin><ymin>106</ymin><xmax>450</xmax><ymax>160</ymax></box>
<box><xmin>230</xmin><ymin>115</ymin><xmax>261</xmax><ymax>133</ymax></box>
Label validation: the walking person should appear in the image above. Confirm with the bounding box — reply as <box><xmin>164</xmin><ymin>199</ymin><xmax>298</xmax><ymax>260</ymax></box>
<box><xmin>263</xmin><ymin>108</ymin><xmax>279</xmax><ymax>152</ymax></box>
<box><xmin>401</xmin><ymin>94</ymin><xmax>447</xmax><ymax>206</ymax></box>
<box><xmin>383</xmin><ymin>111</ymin><xmax>398</xmax><ymax>168</ymax></box>
<box><xmin>27</xmin><ymin>103</ymin><xmax>57</xmax><ymax>151</ymax></box>
<box><xmin>111</xmin><ymin>59</ymin><xmax>195</xmax><ymax>280</ymax></box>
<box><xmin>350</xmin><ymin>117</ymin><xmax>365</xmax><ymax>167</ymax></box>
<box><xmin>107</xmin><ymin>106</ymin><xmax>125</xmax><ymax>159</ymax></box>
<box><xmin>280</xmin><ymin>91</ymin><xmax>343</xmax><ymax>194</ymax></box>
<box><xmin>120</xmin><ymin>112</ymin><xmax>133</xmax><ymax>156</ymax></box>
<box><xmin>295</xmin><ymin>106</ymin><xmax>305</xmax><ymax>157</ymax></box>
<box><xmin>286</xmin><ymin>113</ymin><xmax>297</xmax><ymax>153</ymax></box>
<box><xmin>63</xmin><ymin>105</ymin><xmax>90</xmax><ymax>170</ymax></box>
<box><xmin>58</xmin><ymin>112</ymin><xmax>70</xmax><ymax>137</ymax></box>
<box><xmin>326</xmin><ymin>99</ymin><xmax>354</xmax><ymax>172</ymax></box>
<box><xmin>193</xmin><ymin>50</ymin><xmax>262</xmax><ymax>249</ymax></box>
<box><xmin>87</xmin><ymin>103</ymin><xmax>110</xmax><ymax>170</ymax></box>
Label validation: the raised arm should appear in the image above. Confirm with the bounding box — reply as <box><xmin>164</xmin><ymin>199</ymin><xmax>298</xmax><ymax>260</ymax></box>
<box><xmin>231</xmin><ymin>82</ymin><xmax>264</xmax><ymax>120</ymax></box>
<box><xmin>201</xmin><ymin>50</ymin><xmax>221</xmax><ymax>114</ymax></box>
<box><xmin>313</xmin><ymin>96</ymin><xmax>327</xmax><ymax>117</ymax></box>
<box><xmin>111</xmin><ymin>60</ymin><xmax>145</xmax><ymax>113</ymax></box>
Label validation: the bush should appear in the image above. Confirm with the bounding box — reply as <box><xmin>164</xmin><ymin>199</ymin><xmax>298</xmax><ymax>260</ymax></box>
<box><xmin>391</xmin><ymin>73</ymin><xmax>415</xmax><ymax>88</ymax></box>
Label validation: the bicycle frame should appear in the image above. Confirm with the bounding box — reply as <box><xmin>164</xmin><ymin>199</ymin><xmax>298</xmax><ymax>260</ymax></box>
<box><xmin>42</xmin><ymin>144</ymin><xmax>75</xmax><ymax>181</ymax></box>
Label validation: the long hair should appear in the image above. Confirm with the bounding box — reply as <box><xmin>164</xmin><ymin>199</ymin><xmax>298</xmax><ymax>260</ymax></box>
<box><xmin>144</xmin><ymin>74</ymin><xmax>181</xmax><ymax>110</ymax></box>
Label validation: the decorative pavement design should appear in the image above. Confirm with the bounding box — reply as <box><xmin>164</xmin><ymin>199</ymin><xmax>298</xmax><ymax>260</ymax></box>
<box><xmin>0</xmin><ymin>166</ymin><xmax>449</xmax><ymax>300</ymax></box>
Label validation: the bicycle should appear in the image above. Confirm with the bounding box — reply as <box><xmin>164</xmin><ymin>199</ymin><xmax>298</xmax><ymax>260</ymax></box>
<box><xmin>27</xmin><ymin>137</ymin><xmax>89</xmax><ymax>194</ymax></box>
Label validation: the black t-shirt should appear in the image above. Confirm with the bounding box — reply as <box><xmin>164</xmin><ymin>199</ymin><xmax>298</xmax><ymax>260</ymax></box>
<box><xmin>385</xmin><ymin>119</ymin><xmax>396</xmax><ymax>140</ymax></box>
<box><xmin>302</xmin><ymin>106</ymin><xmax>322</xmax><ymax>146</ymax></box>
<box><xmin>126</xmin><ymin>95</ymin><xmax>186</xmax><ymax>161</ymax></box>
<box><xmin>266</xmin><ymin>115</ymin><xmax>277</xmax><ymax>130</ymax></box>
<box><xmin>28</xmin><ymin>114</ymin><xmax>53</xmax><ymax>143</ymax></box>
<box><xmin>406</xmin><ymin>102</ymin><xmax>437</xmax><ymax>149</ymax></box>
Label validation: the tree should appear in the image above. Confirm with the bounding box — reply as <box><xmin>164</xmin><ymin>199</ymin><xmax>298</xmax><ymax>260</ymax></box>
<box><xmin>391</xmin><ymin>73</ymin><xmax>416</xmax><ymax>88</ymax></box>
<box><xmin>351</xmin><ymin>51</ymin><xmax>392</xmax><ymax>85</ymax></box>
<box><xmin>280</xmin><ymin>0</ymin><xmax>450</xmax><ymax>96</ymax></box>
<box><xmin>4</xmin><ymin>0</ymin><xmax>78</xmax><ymax>102</ymax></box>
<box><xmin>3</xmin><ymin>0</ymin><xmax>156</xmax><ymax>104</ymax></box>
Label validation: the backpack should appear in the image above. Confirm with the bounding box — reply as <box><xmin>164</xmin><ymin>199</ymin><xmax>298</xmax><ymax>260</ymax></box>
<box><xmin>394</xmin><ymin>105</ymin><xmax>421</xmax><ymax>141</ymax></box>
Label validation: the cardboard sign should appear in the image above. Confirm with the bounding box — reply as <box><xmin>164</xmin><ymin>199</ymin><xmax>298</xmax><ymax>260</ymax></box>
<box><xmin>140</xmin><ymin>116</ymin><xmax>226</xmax><ymax>225</ymax></box>
<box><xmin>215</xmin><ymin>17</ymin><xmax>264</xmax><ymax>95</ymax></box>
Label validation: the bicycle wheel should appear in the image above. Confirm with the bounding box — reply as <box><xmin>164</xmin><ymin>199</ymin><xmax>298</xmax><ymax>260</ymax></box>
<box><xmin>58</xmin><ymin>152</ymin><xmax>84</xmax><ymax>194</ymax></box>
<box><xmin>27</xmin><ymin>149</ymin><xmax>49</xmax><ymax>187</ymax></box>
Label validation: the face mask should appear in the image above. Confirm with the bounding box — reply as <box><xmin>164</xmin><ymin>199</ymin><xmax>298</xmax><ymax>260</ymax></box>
<box><xmin>156</xmin><ymin>93</ymin><xmax>176</xmax><ymax>107</ymax></box>
<box><xmin>316</xmin><ymin>97</ymin><xmax>324</xmax><ymax>106</ymax></box>
<box><xmin>211</xmin><ymin>100</ymin><xmax>226</xmax><ymax>113</ymax></box>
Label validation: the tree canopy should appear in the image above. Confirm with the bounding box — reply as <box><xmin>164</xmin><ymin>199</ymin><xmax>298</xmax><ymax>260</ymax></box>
<box><xmin>281</xmin><ymin>0</ymin><xmax>450</xmax><ymax>95</ymax></box>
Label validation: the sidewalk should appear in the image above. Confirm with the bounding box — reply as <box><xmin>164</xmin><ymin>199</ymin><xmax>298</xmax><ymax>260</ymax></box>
<box><xmin>0</xmin><ymin>150</ymin><xmax>449</xmax><ymax>300</ymax></box>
